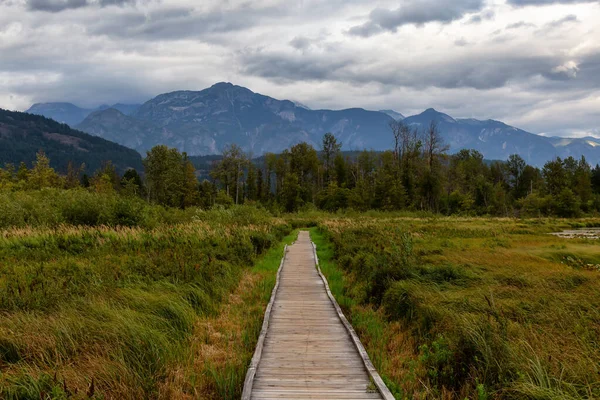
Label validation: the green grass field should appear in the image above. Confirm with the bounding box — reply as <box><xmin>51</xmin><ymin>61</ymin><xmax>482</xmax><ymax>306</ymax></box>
<box><xmin>310</xmin><ymin>216</ymin><xmax>600</xmax><ymax>399</ymax></box>
<box><xmin>1</xmin><ymin>206</ymin><xmax>599</xmax><ymax>399</ymax></box>
<box><xmin>0</xmin><ymin>206</ymin><xmax>292</xmax><ymax>399</ymax></box>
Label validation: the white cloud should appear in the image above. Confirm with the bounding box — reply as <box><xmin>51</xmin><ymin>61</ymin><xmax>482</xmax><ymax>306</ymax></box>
<box><xmin>0</xmin><ymin>0</ymin><xmax>598</xmax><ymax>137</ymax></box>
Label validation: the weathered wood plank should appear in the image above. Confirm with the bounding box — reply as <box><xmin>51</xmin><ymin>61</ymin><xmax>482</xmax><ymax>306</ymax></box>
<box><xmin>242</xmin><ymin>231</ymin><xmax>391</xmax><ymax>400</ymax></box>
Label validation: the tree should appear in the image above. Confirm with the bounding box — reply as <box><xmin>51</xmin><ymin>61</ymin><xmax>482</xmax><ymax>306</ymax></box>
<box><xmin>349</xmin><ymin>150</ymin><xmax>377</xmax><ymax>209</ymax></box>
<box><xmin>591</xmin><ymin>164</ymin><xmax>600</xmax><ymax>194</ymax></box>
<box><xmin>322</xmin><ymin>133</ymin><xmax>342</xmax><ymax>186</ymax></box>
<box><xmin>64</xmin><ymin>161</ymin><xmax>84</xmax><ymax>189</ymax></box>
<box><xmin>181</xmin><ymin>154</ymin><xmax>200</xmax><ymax>208</ymax></box>
<box><xmin>17</xmin><ymin>162</ymin><xmax>29</xmax><ymax>183</ymax></box>
<box><xmin>334</xmin><ymin>153</ymin><xmax>347</xmax><ymax>187</ymax></box>
<box><xmin>0</xmin><ymin>164</ymin><xmax>16</xmax><ymax>191</ymax></box>
<box><xmin>281</xmin><ymin>173</ymin><xmax>301</xmax><ymax>212</ymax></box>
<box><xmin>256</xmin><ymin>168</ymin><xmax>264</xmax><ymax>202</ymax></box>
<box><xmin>373</xmin><ymin>151</ymin><xmax>405</xmax><ymax>210</ymax></box>
<box><xmin>91</xmin><ymin>161</ymin><xmax>121</xmax><ymax>193</ymax></box>
<box><xmin>28</xmin><ymin>151</ymin><xmax>60</xmax><ymax>189</ymax></box>
<box><xmin>264</xmin><ymin>153</ymin><xmax>278</xmax><ymax>198</ymax></box>
<box><xmin>246</xmin><ymin>163</ymin><xmax>257</xmax><ymax>202</ymax></box>
<box><xmin>421</xmin><ymin>121</ymin><xmax>448</xmax><ymax>211</ymax></box>
<box><xmin>507</xmin><ymin>154</ymin><xmax>527</xmax><ymax>199</ymax></box>
<box><xmin>572</xmin><ymin>156</ymin><xmax>592</xmax><ymax>209</ymax></box>
<box><xmin>424</xmin><ymin>121</ymin><xmax>449</xmax><ymax>169</ymax></box>
<box><xmin>556</xmin><ymin>188</ymin><xmax>579</xmax><ymax>217</ymax></box>
<box><xmin>289</xmin><ymin>142</ymin><xmax>319</xmax><ymax>203</ymax></box>
<box><xmin>121</xmin><ymin>169</ymin><xmax>145</xmax><ymax>197</ymax></box>
<box><xmin>446</xmin><ymin>149</ymin><xmax>491</xmax><ymax>213</ymax></box>
<box><xmin>144</xmin><ymin>145</ymin><xmax>187</xmax><ymax>207</ymax></box>
<box><xmin>400</xmin><ymin>126</ymin><xmax>421</xmax><ymax>206</ymax></box>
<box><xmin>389</xmin><ymin>120</ymin><xmax>403</xmax><ymax>163</ymax></box>
<box><xmin>542</xmin><ymin>158</ymin><xmax>567</xmax><ymax>196</ymax></box>
<box><xmin>91</xmin><ymin>172</ymin><xmax>116</xmax><ymax>194</ymax></box>
<box><xmin>198</xmin><ymin>180</ymin><xmax>216</xmax><ymax>208</ymax></box>
<box><xmin>211</xmin><ymin>144</ymin><xmax>247</xmax><ymax>204</ymax></box>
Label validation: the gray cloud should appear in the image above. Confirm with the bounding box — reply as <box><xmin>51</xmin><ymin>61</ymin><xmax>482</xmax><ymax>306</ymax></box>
<box><xmin>508</xmin><ymin>0</ymin><xmax>598</xmax><ymax>5</ymax></box>
<box><xmin>1</xmin><ymin>0</ymin><xmax>599</xmax><ymax>138</ymax></box>
<box><xmin>239</xmin><ymin>46</ymin><xmax>592</xmax><ymax>91</ymax></box>
<box><xmin>465</xmin><ymin>9</ymin><xmax>495</xmax><ymax>24</ymax></box>
<box><xmin>347</xmin><ymin>23</ymin><xmax>383</xmax><ymax>37</ymax></box>
<box><xmin>85</xmin><ymin>4</ymin><xmax>288</xmax><ymax>41</ymax></box>
<box><xmin>289</xmin><ymin>36</ymin><xmax>312</xmax><ymax>50</ymax></box>
<box><xmin>27</xmin><ymin>0</ymin><xmax>135</xmax><ymax>12</ymax></box>
<box><xmin>241</xmin><ymin>49</ymin><xmax>353</xmax><ymax>83</ymax></box>
<box><xmin>454</xmin><ymin>37</ymin><xmax>470</xmax><ymax>46</ymax></box>
<box><xmin>348</xmin><ymin>0</ymin><xmax>485</xmax><ymax>37</ymax></box>
<box><xmin>27</xmin><ymin>0</ymin><xmax>87</xmax><ymax>12</ymax></box>
<box><xmin>545</xmin><ymin>14</ymin><xmax>579</xmax><ymax>28</ymax></box>
<box><xmin>506</xmin><ymin>21</ymin><xmax>536</xmax><ymax>29</ymax></box>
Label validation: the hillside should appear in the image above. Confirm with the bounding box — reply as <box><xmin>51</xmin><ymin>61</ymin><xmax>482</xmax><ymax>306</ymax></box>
<box><xmin>403</xmin><ymin>109</ymin><xmax>559</xmax><ymax>166</ymax></box>
<box><xmin>74</xmin><ymin>82</ymin><xmax>395</xmax><ymax>155</ymax></box>
<box><xmin>27</xmin><ymin>102</ymin><xmax>140</xmax><ymax>126</ymax></box>
<box><xmin>0</xmin><ymin>108</ymin><xmax>143</xmax><ymax>173</ymax></box>
<box><xmin>75</xmin><ymin>108</ymin><xmax>163</xmax><ymax>156</ymax></box>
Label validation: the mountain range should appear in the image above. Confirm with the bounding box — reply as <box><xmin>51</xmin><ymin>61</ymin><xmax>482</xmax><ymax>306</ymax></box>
<box><xmin>25</xmin><ymin>82</ymin><xmax>600</xmax><ymax>167</ymax></box>
<box><xmin>27</xmin><ymin>102</ymin><xmax>141</xmax><ymax>126</ymax></box>
<box><xmin>0</xmin><ymin>108</ymin><xmax>143</xmax><ymax>174</ymax></box>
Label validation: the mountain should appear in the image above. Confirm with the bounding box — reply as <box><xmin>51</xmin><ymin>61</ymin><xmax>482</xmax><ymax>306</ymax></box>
<box><xmin>379</xmin><ymin>109</ymin><xmax>405</xmax><ymax>121</ymax></box>
<box><xmin>26</xmin><ymin>103</ymin><xmax>92</xmax><ymax>126</ymax></box>
<box><xmin>292</xmin><ymin>101</ymin><xmax>311</xmax><ymax>110</ymax></box>
<box><xmin>0</xmin><ymin>108</ymin><xmax>143</xmax><ymax>174</ymax></box>
<box><xmin>76</xmin><ymin>108</ymin><xmax>163</xmax><ymax>156</ymax></box>
<box><xmin>77</xmin><ymin>82</ymin><xmax>395</xmax><ymax>155</ymax></box>
<box><xmin>27</xmin><ymin>102</ymin><xmax>141</xmax><ymax>126</ymax></box>
<box><xmin>110</xmin><ymin>103</ymin><xmax>142</xmax><ymax>116</ymax></box>
<box><xmin>30</xmin><ymin>83</ymin><xmax>600</xmax><ymax>167</ymax></box>
<box><xmin>403</xmin><ymin>109</ymin><xmax>558</xmax><ymax>166</ymax></box>
<box><xmin>546</xmin><ymin>137</ymin><xmax>600</xmax><ymax>165</ymax></box>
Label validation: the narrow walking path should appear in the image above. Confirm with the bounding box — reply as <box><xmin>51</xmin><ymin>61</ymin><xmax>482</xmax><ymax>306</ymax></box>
<box><xmin>243</xmin><ymin>231</ymin><xmax>391</xmax><ymax>399</ymax></box>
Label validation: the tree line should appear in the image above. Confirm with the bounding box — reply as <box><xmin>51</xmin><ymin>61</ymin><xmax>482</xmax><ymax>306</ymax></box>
<box><xmin>2</xmin><ymin>122</ymin><xmax>600</xmax><ymax>217</ymax></box>
<box><xmin>205</xmin><ymin>122</ymin><xmax>600</xmax><ymax>217</ymax></box>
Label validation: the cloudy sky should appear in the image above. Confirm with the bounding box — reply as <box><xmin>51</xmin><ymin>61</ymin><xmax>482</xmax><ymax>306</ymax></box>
<box><xmin>0</xmin><ymin>0</ymin><xmax>598</xmax><ymax>137</ymax></box>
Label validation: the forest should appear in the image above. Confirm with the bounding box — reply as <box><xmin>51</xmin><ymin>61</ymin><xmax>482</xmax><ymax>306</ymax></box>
<box><xmin>5</xmin><ymin>121</ymin><xmax>599</xmax><ymax>219</ymax></box>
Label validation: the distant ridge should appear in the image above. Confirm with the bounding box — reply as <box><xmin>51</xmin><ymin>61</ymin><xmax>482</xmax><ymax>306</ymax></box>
<box><xmin>27</xmin><ymin>102</ymin><xmax>141</xmax><ymax>126</ymax></box>
<box><xmin>0</xmin><ymin>108</ymin><xmax>143</xmax><ymax>173</ymax></box>
<box><xmin>77</xmin><ymin>82</ymin><xmax>396</xmax><ymax>156</ymax></box>
<box><xmin>27</xmin><ymin>83</ymin><xmax>600</xmax><ymax>166</ymax></box>
<box><xmin>379</xmin><ymin>109</ymin><xmax>405</xmax><ymax>121</ymax></box>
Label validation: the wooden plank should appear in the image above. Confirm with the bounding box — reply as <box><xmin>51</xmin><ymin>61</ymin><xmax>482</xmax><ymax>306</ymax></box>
<box><xmin>243</xmin><ymin>231</ymin><xmax>391</xmax><ymax>400</ymax></box>
<box><xmin>241</xmin><ymin>244</ymin><xmax>289</xmax><ymax>400</ymax></box>
<box><xmin>311</xmin><ymin>240</ymin><xmax>396</xmax><ymax>400</ymax></box>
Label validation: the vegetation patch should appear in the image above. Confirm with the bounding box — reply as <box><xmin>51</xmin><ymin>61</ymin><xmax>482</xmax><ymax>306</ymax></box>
<box><xmin>0</xmin><ymin>207</ymin><xmax>292</xmax><ymax>399</ymax></box>
<box><xmin>311</xmin><ymin>216</ymin><xmax>600</xmax><ymax>399</ymax></box>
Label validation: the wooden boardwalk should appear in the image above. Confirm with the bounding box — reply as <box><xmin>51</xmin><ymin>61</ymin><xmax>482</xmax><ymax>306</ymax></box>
<box><xmin>243</xmin><ymin>231</ymin><xmax>392</xmax><ymax>400</ymax></box>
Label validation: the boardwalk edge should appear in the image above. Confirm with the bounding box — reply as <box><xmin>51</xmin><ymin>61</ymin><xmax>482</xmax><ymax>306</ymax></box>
<box><xmin>241</xmin><ymin>242</ymin><xmax>289</xmax><ymax>400</ymax></box>
<box><xmin>311</xmin><ymin>237</ymin><xmax>396</xmax><ymax>400</ymax></box>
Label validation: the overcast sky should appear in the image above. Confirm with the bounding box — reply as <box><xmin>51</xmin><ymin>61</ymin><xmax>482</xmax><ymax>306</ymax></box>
<box><xmin>0</xmin><ymin>0</ymin><xmax>598</xmax><ymax>137</ymax></box>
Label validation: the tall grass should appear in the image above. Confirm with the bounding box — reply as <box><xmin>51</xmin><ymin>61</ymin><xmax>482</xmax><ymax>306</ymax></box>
<box><xmin>160</xmin><ymin>230</ymin><xmax>298</xmax><ymax>399</ymax></box>
<box><xmin>0</xmin><ymin>188</ymin><xmax>198</xmax><ymax>229</ymax></box>
<box><xmin>311</xmin><ymin>216</ymin><xmax>600</xmax><ymax>399</ymax></box>
<box><xmin>0</xmin><ymin>205</ymin><xmax>292</xmax><ymax>399</ymax></box>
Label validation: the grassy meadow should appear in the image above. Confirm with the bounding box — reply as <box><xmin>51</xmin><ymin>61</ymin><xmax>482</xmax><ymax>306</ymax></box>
<box><xmin>0</xmin><ymin>203</ymin><xmax>292</xmax><ymax>399</ymax></box>
<box><xmin>308</xmin><ymin>215</ymin><xmax>600</xmax><ymax>399</ymax></box>
<box><xmin>1</xmin><ymin>195</ymin><xmax>599</xmax><ymax>400</ymax></box>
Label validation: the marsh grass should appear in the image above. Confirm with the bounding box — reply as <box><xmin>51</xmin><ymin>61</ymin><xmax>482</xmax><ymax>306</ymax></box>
<box><xmin>310</xmin><ymin>216</ymin><xmax>600</xmax><ymax>399</ymax></box>
<box><xmin>157</xmin><ymin>230</ymin><xmax>298</xmax><ymax>399</ymax></box>
<box><xmin>0</xmin><ymin>207</ymin><xmax>292</xmax><ymax>399</ymax></box>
